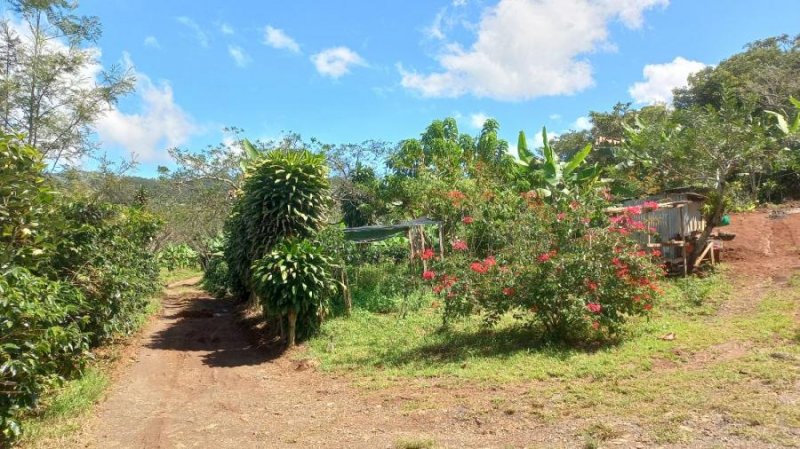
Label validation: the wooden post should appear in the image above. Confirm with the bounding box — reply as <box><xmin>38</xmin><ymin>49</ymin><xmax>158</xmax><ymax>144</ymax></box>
<box><xmin>419</xmin><ymin>226</ymin><xmax>428</xmax><ymax>272</ymax></box>
<box><xmin>287</xmin><ymin>308</ymin><xmax>297</xmax><ymax>346</ymax></box>
<box><xmin>340</xmin><ymin>268</ymin><xmax>352</xmax><ymax>316</ymax></box>
<box><xmin>438</xmin><ymin>225</ymin><xmax>445</xmax><ymax>260</ymax></box>
<box><xmin>408</xmin><ymin>228</ymin><xmax>415</xmax><ymax>261</ymax></box>
<box><xmin>694</xmin><ymin>241</ymin><xmax>713</xmax><ymax>269</ymax></box>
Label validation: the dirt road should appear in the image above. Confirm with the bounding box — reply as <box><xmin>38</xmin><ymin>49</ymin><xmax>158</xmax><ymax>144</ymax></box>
<box><xmin>78</xmin><ymin>280</ymin><xmax>556</xmax><ymax>449</ymax></box>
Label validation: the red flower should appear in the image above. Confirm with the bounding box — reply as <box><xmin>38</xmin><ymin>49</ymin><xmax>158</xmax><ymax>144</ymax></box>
<box><xmin>625</xmin><ymin>205</ymin><xmax>642</xmax><ymax>215</ymax></box>
<box><xmin>470</xmin><ymin>262</ymin><xmax>488</xmax><ymax>274</ymax></box>
<box><xmin>652</xmin><ymin>249</ymin><xmax>662</xmax><ymax>257</ymax></box>
<box><xmin>570</xmin><ymin>200</ymin><xmax>580</xmax><ymax>210</ymax></box>
<box><xmin>462</xmin><ymin>216</ymin><xmax>474</xmax><ymax>224</ymax></box>
<box><xmin>422</xmin><ymin>270</ymin><xmax>436</xmax><ymax>280</ymax></box>
<box><xmin>644</xmin><ymin>303</ymin><xmax>653</xmax><ymax>311</ymax></box>
<box><xmin>421</xmin><ymin>248</ymin><xmax>435</xmax><ymax>260</ymax></box>
<box><xmin>586</xmin><ymin>302</ymin><xmax>602</xmax><ymax>314</ymax></box>
<box><xmin>642</xmin><ymin>200</ymin><xmax>659</xmax><ymax>211</ymax></box>
<box><xmin>585</xmin><ymin>280</ymin><xmax>598</xmax><ymax>291</ymax></box>
<box><xmin>502</xmin><ymin>287</ymin><xmax>515</xmax><ymax>296</ymax></box>
<box><xmin>591</xmin><ymin>321</ymin><xmax>600</xmax><ymax>330</ymax></box>
<box><xmin>433</xmin><ymin>285</ymin><xmax>443</xmax><ymax>294</ymax></box>
<box><xmin>447</xmin><ymin>190</ymin><xmax>467</xmax><ymax>201</ymax></box>
<box><xmin>452</xmin><ymin>239</ymin><xmax>468</xmax><ymax>251</ymax></box>
<box><xmin>581</xmin><ymin>217</ymin><xmax>591</xmax><ymax>225</ymax></box>
<box><xmin>537</xmin><ymin>253</ymin><xmax>552</xmax><ymax>262</ymax></box>
<box><xmin>557</xmin><ymin>212</ymin><xmax>566</xmax><ymax>221</ymax></box>
<box><xmin>483</xmin><ymin>256</ymin><xmax>497</xmax><ymax>267</ymax></box>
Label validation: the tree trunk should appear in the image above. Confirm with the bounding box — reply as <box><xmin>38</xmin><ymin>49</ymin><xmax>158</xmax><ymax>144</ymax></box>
<box><xmin>690</xmin><ymin>183</ymin><xmax>725</xmax><ymax>271</ymax></box>
<box><xmin>287</xmin><ymin>308</ymin><xmax>297</xmax><ymax>346</ymax></box>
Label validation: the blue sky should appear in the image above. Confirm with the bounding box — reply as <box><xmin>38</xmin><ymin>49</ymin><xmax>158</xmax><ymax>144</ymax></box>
<box><xmin>68</xmin><ymin>0</ymin><xmax>800</xmax><ymax>175</ymax></box>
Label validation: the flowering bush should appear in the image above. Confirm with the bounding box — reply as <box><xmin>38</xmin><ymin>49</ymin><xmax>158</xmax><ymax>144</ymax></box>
<box><xmin>426</xmin><ymin>191</ymin><xmax>664</xmax><ymax>342</ymax></box>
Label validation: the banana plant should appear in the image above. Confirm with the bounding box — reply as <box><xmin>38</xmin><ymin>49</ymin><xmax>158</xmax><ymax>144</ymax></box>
<box><xmin>515</xmin><ymin>127</ymin><xmax>601</xmax><ymax>199</ymax></box>
<box><xmin>766</xmin><ymin>96</ymin><xmax>800</xmax><ymax>137</ymax></box>
<box><xmin>239</xmin><ymin>138</ymin><xmax>263</xmax><ymax>172</ymax></box>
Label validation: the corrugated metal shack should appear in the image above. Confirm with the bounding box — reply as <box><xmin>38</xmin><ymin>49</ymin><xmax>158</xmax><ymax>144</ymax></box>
<box><xmin>612</xmin><ymin>190</ymin><xmax>715</xmax><ymax>275</ymax></box>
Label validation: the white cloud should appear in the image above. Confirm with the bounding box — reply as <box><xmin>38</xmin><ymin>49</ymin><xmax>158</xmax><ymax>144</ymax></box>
<box><xmin>453</xmin><ymin>0</ymin><xmax>467</xmax><ymax>6</ymax></box>
<box><xmin>549</xmin><ymin>113</ymin><xmax>562</xmax><ymax>121</ymax></box>
<box><xmin>143</xmin><ymin>36</ymin><xmax>160</xmax><ymax>48</ymax></box>
<box><xmin>177</xmin><ymin>16</ymin><xmax>209</xmax><ymax>47</ymax></box>
<box><xmin>311</xmin><ymin>47</ymin><xmax>366</xmax><ymax>78</ymax></box>
<box><xmin>572</xmin><ymin>116</ymin><xmax>592</xmax><ymax>131</ymax></box>
<box><xmin>629</xmin><ymin>56</ymin><xmax>706</xmax><ymax>105</ymax></box>
<box><xmin>263</xmin><ymin>26</ymin><xmax>300</xmax><ymax>53</ymax></box>
<box><xmin>96</xmin><ymin>54</ymin><xmax>197</xmax><ymax>162</ymax></box>
<box><xmin>228</xmin><ymin>45</ymin><xmax>251</xmax><ymax>68</ymax></box>
<box><xmin>400</xmin><ymin>0</ymin><xmax>668</xmax><ymax>101</ymax></box>
<box><xmin>426</xmin><ymin>10</ymin><xmax>447</xmax><ymax>40</ymax></box>
<box><xmin>469</xmin><ymin>112</ymin><xmax>489</xmax><ymax>129</ymax></box>
<box><xmin>220</xmin><ymin>23</ymin><xmax>234</xmax><ymax>35</ymax></box>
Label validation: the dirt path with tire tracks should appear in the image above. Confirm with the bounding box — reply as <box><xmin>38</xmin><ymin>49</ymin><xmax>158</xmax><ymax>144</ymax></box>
<box><xmin>72</xmin><ymin>279</ymin><xmax>569</xmax><ymax>449</ymax></box>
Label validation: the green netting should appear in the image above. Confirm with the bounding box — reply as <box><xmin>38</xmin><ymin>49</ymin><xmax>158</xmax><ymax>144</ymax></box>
<box><xmin>343</xmin><ymin>218</ymin><xmax>440</xmax><ymax>243</ymax></box>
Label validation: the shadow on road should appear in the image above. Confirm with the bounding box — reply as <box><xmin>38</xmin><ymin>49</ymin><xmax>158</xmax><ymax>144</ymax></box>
<box><xmin>146</xmin><ymin>289</ymin><xmax>284</xmax><ymax>368</ymax></box>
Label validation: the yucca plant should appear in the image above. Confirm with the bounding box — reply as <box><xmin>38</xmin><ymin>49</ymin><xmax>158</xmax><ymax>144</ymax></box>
<box><xmin>251</xmin><ymin>239</ymin><xmax>338</xmax><ymax>346</ymax></box>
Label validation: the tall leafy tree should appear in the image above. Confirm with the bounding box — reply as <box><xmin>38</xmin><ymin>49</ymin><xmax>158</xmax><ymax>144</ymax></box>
<box><xmin>0</xmin><ymin>0</ymin><xmax>134</xmax><ymax>168</ymax></box>
<box><xmin>625</xmin><ymin>96</ymin><xmax>772</xmax><ymax>265</ymax></box>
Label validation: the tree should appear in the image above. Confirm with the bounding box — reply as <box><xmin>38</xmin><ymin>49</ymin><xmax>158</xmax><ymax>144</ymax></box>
<box><xmin>0</xmin><ymin>0</ymin><xmax>134</xmax><ymax>169</ymax></box>
<box><xmin>625</xmin><ymin>96</ymin><xmax>772</xmax><ymax>266</ymax></box>
<box><xmin>674</xmin><ymin>34</ymin><xmax>800</xmax><ymax>115</ymax></box>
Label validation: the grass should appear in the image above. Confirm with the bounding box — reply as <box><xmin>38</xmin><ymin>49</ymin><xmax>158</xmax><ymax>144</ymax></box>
<box><xmin>306</xmin><ymin>269</ymin><xmax>800</xmax><ymax>445</ymax></box>
<box><xmin>394</xmin><ymin>437</ymin><xmax>438</xmax><ymax>449</ymax></box>
<box><xmin>17</xmin><ymin>368</ymin><xmax>109</xmax><ymax>447</ymax></box>
<box><xmin>159</xmin><ymin>266</ymin><xmax>203</xmax><ymax>285</ymax></box>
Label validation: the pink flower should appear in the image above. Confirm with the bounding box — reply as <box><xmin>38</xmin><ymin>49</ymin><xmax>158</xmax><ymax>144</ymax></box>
<box><xmin>462</xmin><ymin>216</ymin><xmax>474</xmax><ymax>224</ymax></box>
<box><xmin>586</xmin><ymin>303</ymin><xmax>602</xmax><ymax>314</ymax></box>
<box><xmin>625</xmin><ymin>205</ymin><xmax>642</xmax><ymax>215</ymax></box>
<box><xmin>642</xmin><ymin>200</ymin><xmax>659</xmax><ymax>211</ymax></box>
<box><xmin>421</xmin><ymin>248</ymin><xmax>435</xmax><ymax>260</ymax></box>
<box><xmin>483</xmin><ymin>256</ymin><xmax>496</xmax><ymax>267</ymax></box>
<box><xmin>452</xmin><ymin>240</ymin><xmax>468</xmax><ymax>251</ymax></box>
<box><xmin>470</xmin><ymin>262</ymin><xmax>488</xmax><ymax>274</ymax></box>
<box><xmin>422</xmin><ymin>271</ymin><xmax>436</xmax><ymax>280</ymax></box>
<box><xmin>502</xmin><ymin>287</ymin><xmax>515</xmax><ymax>296</ymax></box>
<box><xmin>591</xmin><ymin>321</ymin><xmax>600</xmax><ymax>330</ymax></box>
<box><xmin>537</xmin><ymin>250</ymin><xmax>557</xmax><ymax>263</ymax></box>
<box><xmin>585</xmin><ymin>280</ymin><xmax>598</xmax><ymax>291</ymax></box>
<box><xmin>570</xmin><ymin>200</ymin><xmax>580</xmax><ymax>210</ymax></box>
<box><xmin>557</xmin><ymin>212</ymin><xmax>566</xmax><ymax>221</ymax></box>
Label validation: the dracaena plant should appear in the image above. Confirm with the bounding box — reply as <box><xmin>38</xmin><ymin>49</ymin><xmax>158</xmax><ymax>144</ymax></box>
<box><xmin>251</xmin><ymin>239</ymin><xmax>338</xmax><ymax>346</ymax></box>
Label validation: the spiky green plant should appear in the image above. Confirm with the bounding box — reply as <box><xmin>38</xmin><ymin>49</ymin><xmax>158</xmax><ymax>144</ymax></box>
<box><xmin>251</xmin><ymin>239</ymin><xmax>338</xmax><ymax>345</ymax></box>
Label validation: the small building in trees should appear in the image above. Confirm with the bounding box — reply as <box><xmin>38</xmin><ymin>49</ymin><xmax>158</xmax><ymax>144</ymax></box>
<box><xmin>609</xmin><ymin>188</ymin><xmax>723</xmax><ymax>275</ymax></box>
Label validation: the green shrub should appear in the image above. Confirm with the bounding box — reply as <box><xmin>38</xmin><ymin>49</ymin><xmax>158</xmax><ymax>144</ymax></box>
<box><xmin>0</xmin><ymin>268</ymin><xmax>90</xmax><ymax>442</ymax></box>
<box><xmin>50</xmin><ymin>202</ymin><xmax>161</xmax><ymax>342</ymax></box>
<box><xmin>156</xmin><ymin>243</ymin><xmax>199</xmax><ymax>271</ymax></box>
<box><xmin>428</xmin><ymin>190</ymin><xmax>664</xmax><ymax>342</ymax></box>
<box><xmin>0</xmin><ymin>134</ymin><xmax>162</xmax><ymax>442</ymax></box>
